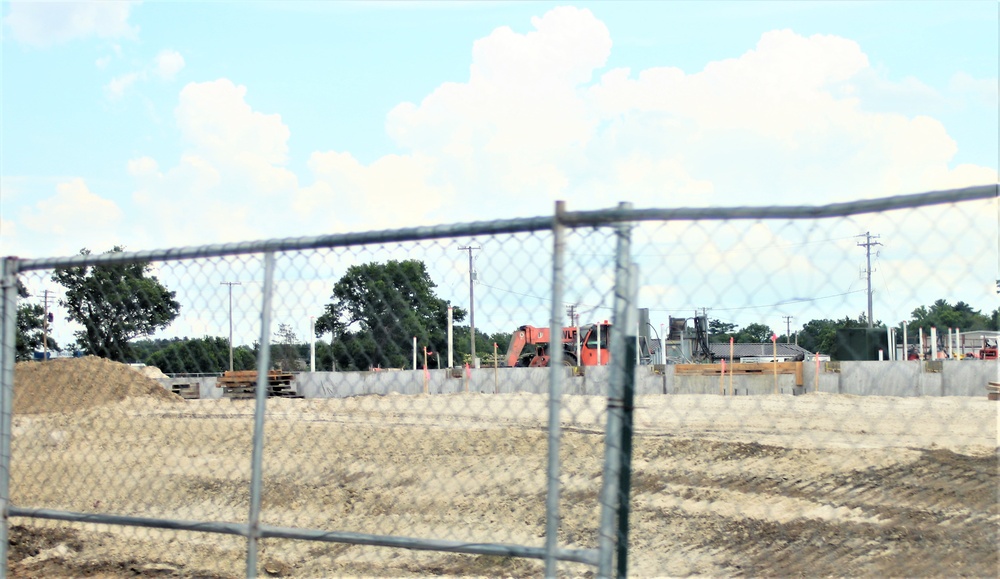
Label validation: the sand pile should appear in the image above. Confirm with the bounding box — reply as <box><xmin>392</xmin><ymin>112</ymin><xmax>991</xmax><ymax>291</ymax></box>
<box><xmin>14</xmin><ymin>356</ymin><xmax>181</xmax><ymax>414</ymax></box>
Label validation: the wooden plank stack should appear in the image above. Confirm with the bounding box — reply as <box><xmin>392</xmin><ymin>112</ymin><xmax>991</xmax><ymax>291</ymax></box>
<box><xmin>170</xmin><ymin>382</ymin><xmax>200</xmax><ymax>400</ymax></box>
<box><xmin>217</xmin><ymin>371</ymin><xmax>303</xmax><ymax>399</ymax></box>
<box><xmin>988</xmin><ymin>382</ymin><xmax>999</xmax><ymax>401</ymax></box>
<box><xmin>674</xmin><ymin>362</ymin><xmax>804</xmax><ymax>386</ymax></box>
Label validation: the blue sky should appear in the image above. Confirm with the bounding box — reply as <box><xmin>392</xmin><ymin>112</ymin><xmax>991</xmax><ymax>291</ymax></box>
<box><xmin>2</xmin><ymin>1</ymin><xmax>998</xmax><ymax>343</ymax></box>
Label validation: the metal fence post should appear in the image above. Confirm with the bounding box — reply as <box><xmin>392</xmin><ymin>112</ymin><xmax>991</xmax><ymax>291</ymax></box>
<box><xmin>597</xmin><ymin>203</ymin><xmax>634</xmax><ymax>577</ymax></box>
<box><xmin>0</xmin><ymin>258</ymin><xmax>20</xmax><ymax>578</ymax></box>
<box><xmin>544</xmin><ymin>201</ymin><xmax>567</xmax><ymax>577</ymax></box>
<box><xmin>617</xmin><ymin>263</ymin><xmax>638</xmax><ymax>578</ymax></box>
<box><xmin>247</xmin><ymin>252</ymin><xmax>276</xmax><ymax>578</ymax></box>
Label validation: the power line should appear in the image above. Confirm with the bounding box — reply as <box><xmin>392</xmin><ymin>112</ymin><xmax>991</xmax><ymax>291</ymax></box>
<box><xmin>479</xmin><ymin>282</ymin><xmax>866</xmax><ymax>314</ymax></box>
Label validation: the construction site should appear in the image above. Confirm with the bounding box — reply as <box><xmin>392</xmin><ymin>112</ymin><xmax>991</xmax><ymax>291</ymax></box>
<box><xmin>7</xmin><ymin>356</ymin><xmax>998</xmax><ymax>577</ymax></box>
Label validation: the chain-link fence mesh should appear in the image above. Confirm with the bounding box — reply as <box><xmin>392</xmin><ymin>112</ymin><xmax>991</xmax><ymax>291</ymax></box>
<box><xmin>2</xmin><ymin>186</ymin><xmax>997</xmax><ymax>578</ymax></box>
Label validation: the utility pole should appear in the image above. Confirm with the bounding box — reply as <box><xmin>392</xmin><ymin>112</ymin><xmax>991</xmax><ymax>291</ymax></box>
<box><xmin>782</xmin><ymin>315</ymin><xmax>793</xmax><ymax>343</ymax></box>
<box><xmin>566</xmin><ymin>304</ymin><xmax>578</xmax><ymax>327</ymax></box>
<box><xmin>458</xmin><ymin>245</ymin><xmax>480</xmax><ymax>366</ymax></box>
<box><xmin>857</xmin><ymin>232</ymin><xmax>882</xmax><ymax>328</ymax></box>
<box><xmin>221</xmin><ymin>282</ymin><xmax>241</xmax><ymax>371</ymax></box>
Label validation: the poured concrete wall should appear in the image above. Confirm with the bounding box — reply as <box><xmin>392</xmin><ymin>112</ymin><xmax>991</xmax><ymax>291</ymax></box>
<box><xmin>159</xmin><ymin>376</ymin><xmax>222</xmax><ymax>399</ymax></box>
<box><xmin>162</xmin><ymin>361</ymin><xmax>998</xmax><ymax>399</ymax></box>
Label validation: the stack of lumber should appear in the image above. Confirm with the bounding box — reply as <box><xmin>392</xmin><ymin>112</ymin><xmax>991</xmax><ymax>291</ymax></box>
<box><xmin>217</xmin><ymin>370</ymin><xmax>303</xmax><ymax>399</ymax></box>
<box><xmin>987</xmin><ymin>382</ymin><xmax>999</xmax><ymax>401</ymax></box>
<box><xmin>170</xmin><ymin>382</ymin><xmax>200</xmax><ymax>400</ymax></box>
<box><xmin>674</xmin><ymin>362</ymin><xmax>804</xmax><ymax>386</ymax></box>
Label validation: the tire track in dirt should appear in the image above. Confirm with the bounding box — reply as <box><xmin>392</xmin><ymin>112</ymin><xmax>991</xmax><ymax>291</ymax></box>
<box><xmin>627</xmin><ymin>437</ymin><xmax>998</xmax><ymax>577</ymax></box>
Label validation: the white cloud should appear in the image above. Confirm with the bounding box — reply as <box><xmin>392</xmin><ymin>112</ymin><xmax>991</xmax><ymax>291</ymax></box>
<box><xmin>130</xmin><ymin>80</ymin><xmax>298</xmax><ymax>247</ymax></box>
<box><xmin>15</xmin><ymin>179</ymin><xmax>124</xmax><ymax>255</ymax></box>
<box><xmin>352</xmin><ymin>10</ymin><xmax>997</xmax><ymax>227</ymax></box>
<box><xmin>294</xmin><ymin>150</ymin><xmax>448</xmax><ymax>231</ymax></box>
<box><xmin>103</xmin><ymin>49</ymin><xmax>185</xmax><ymax>100</ymax></box>
<box><xmin>949</xmin><ymin>72</ymin><xmax>999</xmax><ymax>109</ymax></box>
<box><xmin>105</xmin><ymin>71</ymin><xmax>141</xmax><ymax>101</ymax></box>
<box><xmin>154</xmin><ymin>49</ymin><xmax>185</xmax><ymax>80</ymax></box>
<box><xmin>3</xmin><ymin>1</ymin><xmax>138</xmax><ymax>48</ymax></box>
<box><xmin>127</xmin><ymin>7</ymin><xmax>996</xmax><ymax>257</ymax></box>
<box><xmin>127</xmin><ymin>156</ymin><xmax>159</xmax><ymax>177</ymax></box>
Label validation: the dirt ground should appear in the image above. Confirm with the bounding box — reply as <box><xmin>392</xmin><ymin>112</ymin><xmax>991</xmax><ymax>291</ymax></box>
<box><xmin>7</xmin><ymin>358</ymin><xmax>998</xmax><ymax>577</ymax></box>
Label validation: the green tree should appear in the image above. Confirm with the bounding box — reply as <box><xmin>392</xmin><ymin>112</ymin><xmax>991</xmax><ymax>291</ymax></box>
<box><xmin>15</xmin><ymin>281</ymin><xmax>60</xmax><ymax>361</ymax></box>
<box><xmin>488</xmin><ymin>330</ymin><xmax>512</xmax><ymax>359</ymax></box>
<box><xmin>52</xmin><ymin>247</ymin><xmax>181</xmax><ymax>362</ymax></box>
<box><xmin>272</xmin><ymin>323</ymin><xmax>304</xmax><ymax>371</ymax></box>
<box><xmin>796</xmin><ymin>319</ymin><xmax>837</xmax><ymax>355</ymax></box>
<box><xmin>131</xmin><ymin>337</ymin><xmax>183</xmax><ymax>362</ymax></box>
<box><xmin>734</xmin><ymin>322</ymin><xmax>774</xmax><ymax>343</ymax></box>
<box><xmin>145</xmin><ymin>336</ymin><xmax>255</xmax><ymax>374</ymax></box>
<box><xmin>452</xmin><ymin>325</ymin><xmax>494</xmax><ymax>366</ymax></box>
<box><xmin>906</xmin><ymin>299</ymin><xmax>991</xmax><ymax>333</ymax></box>
<box><xmin>796</xmin><ymin>314</ymin><xmax>870</xmax><ymax>358</ymax></box>
<box><xmin>314</xmin><ymin>260</ymin><xmax>466</xmax><ymax>369</ymax></box>
<box><xmin>708</xmin><ymin>318</ymin><xmax>738</xmax><ymax>343</ymax></box>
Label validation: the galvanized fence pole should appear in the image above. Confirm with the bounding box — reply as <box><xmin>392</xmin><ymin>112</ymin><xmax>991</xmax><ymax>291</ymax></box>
<box><xmin>544</xmin><ymin>201</ymin><xmax>567</xmax><ymax>577</ymax></box>
<box><xmin>0</xmin><ymin>258</ymin><xmax>20</xmax><ymax>578</ymax></box>
<box><xmin>597</xmin><ymin>202</ymin><xmax>633</xmax><ymax>577</ymax></box>
<box><xmin>616</xmin><ymin>263</ymin><xmax>639</xmax><ymax>578</ymax></box>
<box><xmin>246</xmin><ymin>252</ymin><xmax>276</xmax><ymax>578</ymax></box>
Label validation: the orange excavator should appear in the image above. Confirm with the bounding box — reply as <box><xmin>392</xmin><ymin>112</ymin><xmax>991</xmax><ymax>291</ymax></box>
<box><xmin>503</xmin><ymin>323</ymin><xmax>612</xmax><ymax>367</ymax></box>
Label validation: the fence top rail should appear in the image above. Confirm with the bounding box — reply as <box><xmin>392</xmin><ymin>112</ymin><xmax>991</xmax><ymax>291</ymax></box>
<box><xmin>560</xmin><ymin>184</ymin><xmax>997</xmax><ymax>226</ymax></box>
<box><xmin>7</xmin><ymin>184</ymin><xmax>995</xmax><ymax>272</ymax></box>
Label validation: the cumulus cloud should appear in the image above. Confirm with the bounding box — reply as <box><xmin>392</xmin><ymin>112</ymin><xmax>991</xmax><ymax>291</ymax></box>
<box><xmin>14</xmin><ymin>179</ymin><xmax>124</xmax><ymax>255</ymax></box>
<box><xmin>154</xmin><ymin>49</ymin><xmax>186</xmax><ymax>80</ymax></box>
<box><xmin>103</xmin><ymin>48</ymin><xmax>186</xmax><ymax>100</ymax></box>
<box><xmin>175</xmin><ymin>79</ymin><xmax>296</xmax><ymax>193</ymax></box>
<box><xmin>105</xmin><ymin>71</ymin><xmax>141</xmax><ymax>101</ymax></box>
<box><xmin>3</xmin><ymin>1</ymin><xmax>138</xmax><ymax>47</ymax></box>
<box><xmin>129</xmin><ymin>80</ymin><xmax>299</xmax><ymax>247</ymax></box>
<box><xmin>128</xmin><ymin>7</ymin><xmax>995</xmax><ymax>253</ymax></box>
<box><xmin>949</xmin><ymin>72</ymin><xmax>999</xmax><ymax>109</ymax></box>
<box><xmin>385</xmin><ymin>16</ymin><xmax>996</xmax><ymax>217</ymax></box>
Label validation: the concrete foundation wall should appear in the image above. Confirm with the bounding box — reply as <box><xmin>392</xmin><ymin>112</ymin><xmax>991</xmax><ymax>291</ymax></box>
<box><xmin>159</xmin><ymin>376</ymin><xmax>222</xmax><ymax>399</ymax></box>
<box><xmin>161</xmin><ymin>361</ymin><xmax>998</xmax><ymax>399</ymax></box>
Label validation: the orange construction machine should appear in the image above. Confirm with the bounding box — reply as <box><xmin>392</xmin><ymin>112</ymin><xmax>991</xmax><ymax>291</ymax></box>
<box><xmin>503</xmin><ymin>323</ymin><xmax>612</xmax><ymax>367</ymax></box>
<box><xmin>980</xmin><ymin>338</ymin><xmax>998</xmax><ymax>360</ymax></box>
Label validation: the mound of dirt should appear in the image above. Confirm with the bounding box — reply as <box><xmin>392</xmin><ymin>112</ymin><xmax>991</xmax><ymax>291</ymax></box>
<box><xmin>14</xmin><ymin>356</ymin><xmax>182</xmax><ymax>415</ymax></box>
<box><xmin>133</xmin><ymin>365</ymin><xmax>168</xmax><ymax>380</ymax></box>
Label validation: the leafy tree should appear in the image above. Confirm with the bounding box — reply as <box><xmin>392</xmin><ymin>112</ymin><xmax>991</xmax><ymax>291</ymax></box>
<box><xmin>272</xmin><ymin>323</ymin><xmax>304</xmax><ymax>371</ymax></box>
<box><xmin>734</xmin><ymin>322</ymin><xmax>774</xmax><ymax>343</ymax></box>
<box><xmin>796</xmin><ymin>314</ymin><xmax>870</xmax><ymax>358</ymax></box>
<box><xmin>708</xmin><ymin>318</ymin><xmax>738</xmax><ymax>343</ymax></box>
<box><xmin>145</xmin><ymin>336</ymin><xmax>255</xmax><ymax>374</ymax></box>
<box><xmin>52</xmin><ymin>247</ymin><xmax>181</xmax><ymax>362</ymax></box>
<box><xmin>314</xmin><ymin>260</ymin><xmax>466</xmax><ymax>369</ymax></box>
<box><xmin>15</xmin><ymin>281</ymin><xmax>59</xmax><ymax>361</ymax></box>
<box><xmin>452</xmin><ymin>325</ymin><xmax>495</xmax><ymax>366</ymax></box>
<box><xmin>488</xmin><ymin>331</ymin><xmax>512</xmax><ymax>359</ymax></box>
<box><xmin>906</xmin><ymin>299</ymin><xmax>991</xmax><ymax>333</ymax></box>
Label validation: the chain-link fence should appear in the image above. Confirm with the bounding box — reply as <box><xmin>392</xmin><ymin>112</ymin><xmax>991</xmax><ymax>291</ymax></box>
<box><xmin>1</xmin><ymin>185</ymin><xmax>997</xmax><ymax>578</ymax></box>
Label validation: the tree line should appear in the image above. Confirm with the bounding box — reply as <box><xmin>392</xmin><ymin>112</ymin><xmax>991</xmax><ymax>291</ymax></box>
<box><xmin>14</xmin><ymin>247</ymin><xmax>1000</xmax><ymax>370</ymax></box>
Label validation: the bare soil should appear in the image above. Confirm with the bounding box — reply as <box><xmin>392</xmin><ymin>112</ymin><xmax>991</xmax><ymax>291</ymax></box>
<box><xmin>7</xmin><ymin>358</ymin><xmax>998</xmax><ymax>577</ymax></box>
